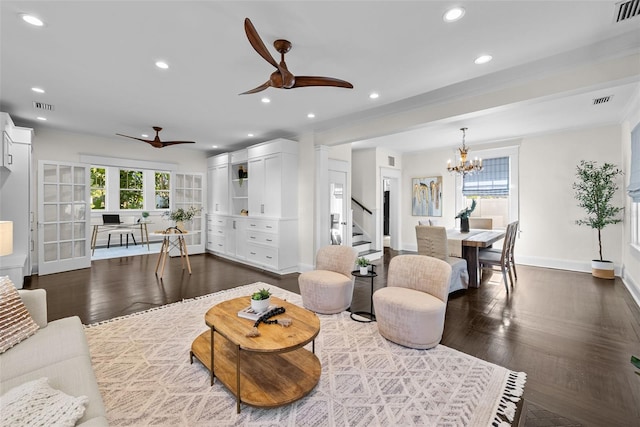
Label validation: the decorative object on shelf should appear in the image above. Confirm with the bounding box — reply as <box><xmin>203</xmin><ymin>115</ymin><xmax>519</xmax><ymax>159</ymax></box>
<box><xmin>446</xmin><ymin>128</ymin><xmax>483</xmax><ymax>176</ymax></box>
<box><xmin>245</xmin><ymin>306</ymin><xmax>292</xmax><ymax>337</ymax></box>
<box><xmin>250</xmin><ymin>288</ymin><xmax>272</xmax><ymax>313</ymax></box>
<box><xmin>163</xmin><ymin>206</ymin><xmax>202</xmax><ymax>231</ymax></box>
<box><xmin>455</xmin><ymin>199</ymin><xmax>476</xmax><ymax>233</ymax></box>
<box><xmin>356</xmin><ymin>257</ymin><xmax>370</xmax><ymax>275</ymax></box>
<box><xmin>240</xmin><ymin>209</ymin><xmax>248</xmax><ymax>216</ymax></box>
<box><xmin>238</xmin><ymin>165</ymin><xmax>247</xmax><ymax>185</ymax></box>
<box><xmin>573</xmin><ymin>160</ymin><xmax>623</xmax><ymax>279</ymax></box>
<box><xmin>140</xmin><ymin>211</ymin><xmax>149</xmax><ymax>222</ymax></box>
<box><xmin>412</xmin><ymin>176</ymin><xmax>443</xmax><ymax>216</ymax></box>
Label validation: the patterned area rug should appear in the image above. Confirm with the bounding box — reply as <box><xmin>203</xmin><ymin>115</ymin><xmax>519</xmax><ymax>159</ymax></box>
<box><xmin>85</xmin><ymin>283</ymin><xmax>526</xmax><ymax>426</ymax></box>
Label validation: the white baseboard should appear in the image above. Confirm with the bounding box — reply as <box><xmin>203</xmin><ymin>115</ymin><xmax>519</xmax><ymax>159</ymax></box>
<box><xmin>516</xmin><ymin>255</ymin><xmax>622</xmax><ymax>276</ymax></box>
<box><xmin>621</xmin><ymin>268</ymin><xmax>640</xmax><ymax>309</ymax></box>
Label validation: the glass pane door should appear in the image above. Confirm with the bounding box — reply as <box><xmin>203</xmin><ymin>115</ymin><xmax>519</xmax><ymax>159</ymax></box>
<box><xmin>38</xmin><ymin>161</ymin><xmax>91</xmax><ymax>275</ymax></box>
<box><xmin>173</xmin><ymin>172</ymin><xmax>204</xmax><ymax>255</ymax></box>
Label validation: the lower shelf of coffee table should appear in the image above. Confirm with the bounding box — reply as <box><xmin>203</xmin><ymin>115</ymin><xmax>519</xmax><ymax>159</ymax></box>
<box><xmin>191</xmin><ymin>330</ymin><xmax>321</xmax><ymax>408</ymax></box>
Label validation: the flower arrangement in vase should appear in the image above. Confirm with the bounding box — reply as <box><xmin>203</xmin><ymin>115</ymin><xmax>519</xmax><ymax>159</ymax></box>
<box><xmin>163</xmin><ymin>206</ymin><xmax>202</xmax><ymax>231</ymax></box>
<box><xmin>455</xmin><ymin>199</ymin><xmax>476</xmax><ymax>233</ymax></box>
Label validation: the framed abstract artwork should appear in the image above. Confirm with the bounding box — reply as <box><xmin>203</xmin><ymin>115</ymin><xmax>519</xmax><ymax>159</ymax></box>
<box><xmin>412</xmin><ymin>176</ymin><xmax>442</xmax><ymax>216</ymax></box>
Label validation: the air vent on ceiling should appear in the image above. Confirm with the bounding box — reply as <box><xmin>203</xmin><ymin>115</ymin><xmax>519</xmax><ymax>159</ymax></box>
<box><xmin>33</xmin><ymin>101</ymin><xmax>54</xmax><ymax>111</ymax></box>
<box><xmin>388</xmin><ymin>156</ymin><xmax>395</xmax><ymax>167</ymax></box>
<box><xmin>614</xmin><ymin>0</ymin><xmax>639</xmax><ymax>23</ymax></box>
<box><xmin>593</xmin><ymin>96</ymin><xmax>612</xmax><ymax>105</ymax></box>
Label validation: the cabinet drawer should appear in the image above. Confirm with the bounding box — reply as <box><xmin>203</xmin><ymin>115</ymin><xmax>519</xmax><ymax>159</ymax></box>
<box><xmin>212</xmin><ymin>225</ymin><xmax>226</xmax><ymax>237</ymax></box>
<box><xmin>246</xmin><ymin>218</ymin><xmax>278</xmax><ymax>232</ymax></box>
<box><xmin>246</xmin><ymin>230</ymin><xmax>278</xmax><ymax>246</ymax></box>
<box><xmin>209</xmin><ymin>236</ymin><xmax>226</xmax><ymax>252</ymax></box>
<box><xmin>246</xmin><ymin>244</ymin><xmax>278</xmax><ymax>268</ymax></box>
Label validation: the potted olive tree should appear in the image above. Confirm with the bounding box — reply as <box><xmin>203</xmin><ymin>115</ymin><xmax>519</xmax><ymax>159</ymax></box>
<box><xmin>573</xmin><ymin>160</ymin><xmax>623</xmax><ymax>279</ymax></box>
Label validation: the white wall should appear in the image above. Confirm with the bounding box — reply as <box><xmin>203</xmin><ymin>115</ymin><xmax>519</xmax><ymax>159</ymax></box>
<box><xmin>297</xmin><ymin>133</ymin><xmax>315</xmax><ymax>270</ymax></box>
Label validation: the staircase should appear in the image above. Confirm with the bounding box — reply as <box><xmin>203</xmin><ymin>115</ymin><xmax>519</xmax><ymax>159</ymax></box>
<box><xmin>352</xmin><ymin>223</ymin><xmax>381</xmax><ymax>261</ymax></box>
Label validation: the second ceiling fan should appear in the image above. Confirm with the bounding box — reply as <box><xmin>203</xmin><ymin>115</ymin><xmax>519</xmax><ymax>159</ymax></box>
<box><xmin>240</xmin><ymin>18</ymin><xmax>354</xmax><ymax>95</ymax></box>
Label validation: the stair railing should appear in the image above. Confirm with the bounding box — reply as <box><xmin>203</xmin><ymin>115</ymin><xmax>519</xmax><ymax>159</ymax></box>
<box><xmin>351</xmin><ymin>197</ymin><xmax>372</xmax><ymax>215</ymax></box>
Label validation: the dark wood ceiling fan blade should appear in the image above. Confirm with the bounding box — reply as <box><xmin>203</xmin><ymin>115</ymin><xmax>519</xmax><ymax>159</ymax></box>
<box><xmin>160</xmin><ymin>141</ymin><xmax>196</xmax><ymax>146</ymax></box>
<box><xmin>292</xmin><ymin>76</ymin><xmax>354</xmax><ymax>89</ymax></box>
<box><xmin>244</xmin><ymin>18</ymin><xmax>280</xmax><ymax>70</ymax></box>
<box><xmin>115</xmin><ymin>133</ymin><xmax>152</xmax><ymax>143</ymax></box>
<box><xmin>239</xmin><ymin>81</ymin><xmax>271</xmax><ymax>95</ymax></box>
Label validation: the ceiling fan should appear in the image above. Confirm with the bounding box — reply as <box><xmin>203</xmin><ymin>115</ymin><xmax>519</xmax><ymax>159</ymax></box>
<box><xmin>240</xmin><ymin>18</ymin><xmax>354</xmax><ymax>95</ymax></box>
<box><xmin>116</xmin><ymin>126</ymin><xmax>196</xmax><ymax>148</ymax></box>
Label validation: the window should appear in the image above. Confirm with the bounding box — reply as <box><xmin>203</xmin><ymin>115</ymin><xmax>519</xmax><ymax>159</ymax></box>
<box><xmin>155</xmin><ymin>172</ymin><xmax>170</xmax><ymax>209</ymax></box>
<box><xmin>90</xmin><ymin>167</ymin><xmax>106</xmax><ymax>210</ymax></box>
<box><xmin>456</xmin><ymin>147</ymin><xmax>519</xmax><ymax>229</ymax></box>
<box><xmin>119</xmin><ymin>169</ymin><xmax>143</xmax><ymax>209</ymax></box>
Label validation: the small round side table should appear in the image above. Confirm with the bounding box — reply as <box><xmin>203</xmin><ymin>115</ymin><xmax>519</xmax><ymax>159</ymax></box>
<box><xmin>350</xmin><ymin>269</ymin><xmax>377</xmax><ymax>322</ymax></box>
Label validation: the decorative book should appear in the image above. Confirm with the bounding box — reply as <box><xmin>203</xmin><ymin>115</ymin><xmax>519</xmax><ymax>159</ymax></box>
<box><xmin>237</xmin><ymin>305</ymin><xmax>277</xmax><ymax>321</ymax></box>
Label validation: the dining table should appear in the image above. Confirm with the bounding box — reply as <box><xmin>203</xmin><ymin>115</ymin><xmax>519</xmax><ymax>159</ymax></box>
<box><xmin>447</xmin><ymin>228</ymin><xmax>506</xmax><ymax>288</ymax></box>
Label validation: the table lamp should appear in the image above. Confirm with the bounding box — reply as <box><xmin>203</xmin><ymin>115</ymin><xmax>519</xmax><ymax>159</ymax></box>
<box><xmin>0</xmin><ymin>221</ymin><xmax>13</xmax><ymax>256</ymax></box>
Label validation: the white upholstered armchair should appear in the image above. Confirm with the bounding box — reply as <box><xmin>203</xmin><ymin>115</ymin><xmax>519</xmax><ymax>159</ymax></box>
<box><xmin>373</xmin><ymin>255</ymin><xmax>451</xmax><ymax>349</ymax></box>
<box><xmin>298</xmin><ymin>245</ymin><xmax>358</xmax><ymax>314</ymax></box>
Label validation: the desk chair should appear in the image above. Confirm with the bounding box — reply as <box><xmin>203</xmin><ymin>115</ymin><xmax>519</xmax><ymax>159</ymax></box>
<box><xmin>103</xmin><ymin>214</ymin><xmax>137</xmax><ymax>248</ymax></box>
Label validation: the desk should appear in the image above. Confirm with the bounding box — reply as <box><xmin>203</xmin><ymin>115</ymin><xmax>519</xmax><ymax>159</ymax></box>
<box><xmin>91</xmin><ymin>221</ymin><xmax>152</xmax><ymax>254</ymax></box>
<box><xmin>447</xmin><ymin>229</ymin><xmax>506</xmax><ymax>287</ymax></box>
<box><xmin>152</xmin><ymin>231</ymin><xmax>191</xmax><ymax>278</ymax></box>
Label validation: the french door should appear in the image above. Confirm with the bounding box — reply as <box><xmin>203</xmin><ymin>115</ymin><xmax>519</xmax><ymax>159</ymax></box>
<box><xmin>38</xmin><ymin>161</ymin><xmax>91</xmax><ymax>275</ymax></box>
<box><xmin>173</xmin><ymin>172</ymin><xmax>205</xmax><ymax>255</ymax></box>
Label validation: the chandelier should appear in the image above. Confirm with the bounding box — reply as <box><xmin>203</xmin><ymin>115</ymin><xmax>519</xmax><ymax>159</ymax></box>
<box><xmin>446</xmin><ymin>127</ymin><xmax>483</xmax><ymax>176</ymax></box>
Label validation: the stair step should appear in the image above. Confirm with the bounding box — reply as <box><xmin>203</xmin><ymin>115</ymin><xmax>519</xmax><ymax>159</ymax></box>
<box><xmin>358</xmin><ymin>249</ymin><xmax>382</xmax><ymax>259</ymax></box>
<box><xmin>352</xmin><ymin>232</ymin><xmax>363</xmax><ymax>237</ymax></box>
<box><xmin>352</xmin><ymin>240</ymin><xmax>371</xmax><ymax>247</ymax></box>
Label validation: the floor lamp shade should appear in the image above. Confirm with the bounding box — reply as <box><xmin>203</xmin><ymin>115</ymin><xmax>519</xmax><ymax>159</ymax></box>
<box><xmin>0</xmin><ymin>221</ymin><xmax>13</xmax><ymax>256</ymax></box>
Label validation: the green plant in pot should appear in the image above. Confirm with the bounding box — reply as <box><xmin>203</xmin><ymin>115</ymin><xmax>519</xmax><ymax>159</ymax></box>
<box><xmin>163</xmin><ymin>206</ymin><xmax>202</xmax><ymax>231</ymax></box>
<box><xmin>455</xmin><ymin>199</ymin><xmax>476</xmax><ymax>233</ymax></box>
<box><xmin>573</xmin><ymin>160</ymin><xmax>623</xmax><ymax>279</ymax></box>
<box><xmin>356</xmin><ymin>257</ymin><xmax>370</xmax><ymax>274</ymax></box>
<box><xmin>251</xmin><ymin>288</ymin><xmax>272</xmax><ymax>313</ymax></box>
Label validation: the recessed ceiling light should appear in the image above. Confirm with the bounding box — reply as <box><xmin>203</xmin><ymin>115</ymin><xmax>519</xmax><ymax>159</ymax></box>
<box><xmin>31</xmin><ymin>87</ymin><xmax>45</xmax><ymax>94</ymax></box>
<box><xmin>211</xmin><ymin>145</ymin><xmax>218</xmax><ymax>149</ymax></box>
<box><xmin>369</xmin><ymin>92</ymin><xmax>379</xmax><ymax>99</ymax></box>
<box><xmin>141</xmin><ymin>134</ymin><xmax>149</xmax><ymax>138</ymax></box>
<box><xmin>474</xmin><ymin>55</ymin><xmax>493</xmax><ymax>65</ymax></box>
<box><xmin>155</xmin><ymin>61</ymin><xmax>169</xmax><ymax>69</ymax></box>
<box><xmin>307</xmin><ymin>113</ymin><xmax>315</xmax><ymax>118</ymax></box>
<box><xmin>443</xmin><ymin>7</ymin><xmax>465</xmax><ymax>22</ymax></box>
<box><xmin>261</xmin><ymin>97</ymin><xmax>270</xmax><ymax>104</ymax></box>
<box><xmin>36</xmin><ymin>116</ymin><xmax>47</xmax><ymax>121</ymax></box>
<box><xmin>21</xmin><ymin>14</ymin><xmax>44</xmax><ymax>27</ymax></box>
<box><xmin>247</xmin><ymin>133</ymin><xmax>254</xmax><ymax>137</ymax></box>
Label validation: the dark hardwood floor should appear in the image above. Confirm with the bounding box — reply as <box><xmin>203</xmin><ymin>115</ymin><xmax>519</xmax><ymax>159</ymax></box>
<box><xmin>25</xmin><ymin>249</ymin><xmax>640</xmax><ymax>427</ymax></box>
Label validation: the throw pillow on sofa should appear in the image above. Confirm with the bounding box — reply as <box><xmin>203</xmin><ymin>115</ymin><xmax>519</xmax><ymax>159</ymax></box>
<box><xmin>0</xmin><ymin>276</ymin><xmax>39</xmax><ymax>353</ymax></box>
<box><xmin>0</xmin><ymin>377</ymin><xmax>89</xmax><ymax>427</ymax></box>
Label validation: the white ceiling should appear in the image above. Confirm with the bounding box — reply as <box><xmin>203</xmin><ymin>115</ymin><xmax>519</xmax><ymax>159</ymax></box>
<box><xmin>1</xmin><ymin>1</ymin><xmax>639</xmax><ymax>155</ymax></box>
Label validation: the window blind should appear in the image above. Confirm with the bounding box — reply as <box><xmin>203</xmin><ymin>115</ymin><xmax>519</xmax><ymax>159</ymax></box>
<box><xmin>627</xmin><ymin>123</ymin><xmax>640</xmax><ymax>202</ymax></box>
<box><xmin>462</xmin><ymin>156</ymin><xmax>509</xmax><ymax>196</ymax></box>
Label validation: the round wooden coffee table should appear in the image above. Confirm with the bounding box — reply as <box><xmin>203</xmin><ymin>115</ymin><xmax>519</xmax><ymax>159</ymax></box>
<box><xmin>190</xmin><ymin>296</ymin><xmax>321</xmax><ymax>413</ymax></box>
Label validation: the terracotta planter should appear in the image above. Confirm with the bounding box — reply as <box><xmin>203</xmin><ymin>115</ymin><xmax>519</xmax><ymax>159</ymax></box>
<box><xmin>591</xmin><ymin>260</ymin><xmax>614</xmax><ymax>280</ymax></box>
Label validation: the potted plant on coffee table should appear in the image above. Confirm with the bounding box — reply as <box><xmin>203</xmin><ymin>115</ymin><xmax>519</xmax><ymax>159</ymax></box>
<box><xmin>573</xmin><ymin>160</ymin><xmax>623</xmax><ymax>279</ymax></box>
<box><xmin>251</xmin><ymin>288</ymin><xmax>272</xmax><ymax>313</ymax></box>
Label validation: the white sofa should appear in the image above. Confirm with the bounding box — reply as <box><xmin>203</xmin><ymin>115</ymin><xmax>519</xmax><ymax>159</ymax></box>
<box><xmin>0</xmin><ymin>289</ymin><xmax>108</xmax><ymax>426</ymax></box>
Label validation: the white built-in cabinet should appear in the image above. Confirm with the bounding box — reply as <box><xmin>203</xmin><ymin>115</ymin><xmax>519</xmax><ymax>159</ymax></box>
<box><xmin>206</xmin><ymin>139</ymin><xmax>298</xmax><ymax>274</ymax></box>
<box><xmin>0</xmin><ymin>112</ymin><xmax>33</xmax><ymax>288</ymax></box>
<box><xmin>207</xmin><ymin>154</ymin><xmax>229</xmax><ymax>215</ymax></box>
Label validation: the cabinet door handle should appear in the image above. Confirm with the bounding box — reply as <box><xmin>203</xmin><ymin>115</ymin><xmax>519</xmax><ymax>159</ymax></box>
<box><xmin>266</xmin><ymin>225</ymin><xmax>272</xmax><ymax>229</ymax></box>
<box><xmin>8</xmin><ymin>154</ymin><xmax>13</xmax><ymax>165</ymax></box>
<box><xmin>266</xmin><ymin>239</ymin><xmax>272</xmax><ymax>242</ymax></box>
<box><xmin>250</xmin><ymin>251</ymin><xmax>256</xmax><ymax>255</ymax></box>
<box><xmin>261</xmin><ymin>204</ymin><xmax>264</xmax><ymax>214</ymax></box>
<box><xmin>266</xmin><ymin>256</ymin><xmax>272</xmax><ymax>259</ymax></box>
<box><xmin>250</xmin><ymin>236</ymin><xmax>256</xmax><ymax>239</ymax></box>
<box><xmin>233</xmin><ymin>220</ymin><xmax>236</xmax><ymax>229</ymax></box>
